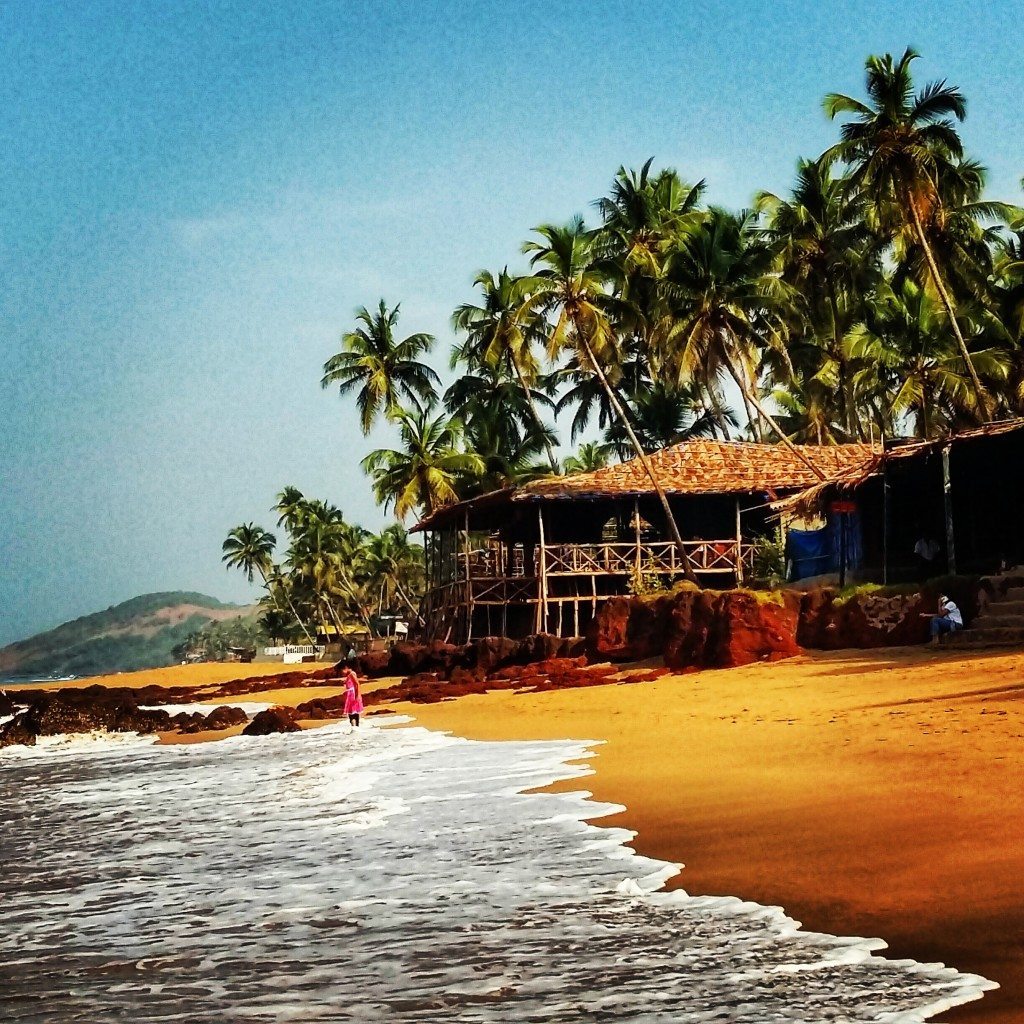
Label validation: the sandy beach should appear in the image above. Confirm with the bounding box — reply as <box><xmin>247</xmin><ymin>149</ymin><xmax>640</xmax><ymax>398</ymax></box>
<box><xmin>49</xmin><ymin>647</ymin><xmax>1024</xmax><ymax>1021</ymax></box>
<box><xmin>399</xmin><ymin>646</ymin><xmax>1024</xmax><ymax>1024</ymax></box>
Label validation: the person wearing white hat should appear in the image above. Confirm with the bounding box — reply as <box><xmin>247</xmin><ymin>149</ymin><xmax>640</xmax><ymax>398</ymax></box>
<box><xmin>925</xmin><ymin>594</ymin><xmax>963</xmax><ymax>644</ymax></box>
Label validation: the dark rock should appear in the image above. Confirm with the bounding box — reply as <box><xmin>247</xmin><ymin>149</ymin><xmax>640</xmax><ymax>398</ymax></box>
<box><xmin>242</xmin><ymin>707</ymin><xmax>302</xmax><ymax>736</ymax></box>
<box><xmin>0</xmin><ymin>712</ymin><xmax>37</xmax><ymax>749</ymax></box>
<box><xmin>202</xmin><ymin>705</ymin><xmax>249</xmax><ymax>730</ymax></box>
<box><xmin>0</xmin><ymin>691</ymin><xmax>17</xmax><ymax>717</ymax></box>
<box><xmin>112</xmin><ymin>707</ymin><xmax>173</xmax><ymax>734</ymax></box>
<box><xmin>470</xmin><ymin>636</ymin><xmax>520</xmax><ymax>674</ymax></box>
<box><xmin>294</xmin><ymin>695</ymin><xmax>347</xmax><ymax>720</ymax></box>
<box><xmin>587</xmin><ymin>594</ymin><xmax>675</xmax><ymax>661</ymax></box>
<box><xmin>662</xmin><ymin>589</ymin><xmax>719</xmax><ymax>669</ymax></box>
<box><xmin>356</xmin><ymin>650</ymin><xmax>392</xmax><ymax>678</ymax></box>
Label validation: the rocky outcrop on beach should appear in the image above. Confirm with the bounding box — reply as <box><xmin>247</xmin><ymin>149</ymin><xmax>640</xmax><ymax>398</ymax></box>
<box><xmin>588</xmin><ymin>578</ymin><xmax>986</xmax><ymax>664</ymax></box>
<box><xmin>0</xmin><ymin>688</ymin><xmax>253</xmax><ymax>749</ymax></box>
<box><xmin>353</xmin><ymin>634</ymin><xmax>585</xmax><ymax>681</ymax></box>
<box><xmin>590</xmin><ymin>588</ymin><xmax>803</xmax><ymax>668</ymax></box>
<box><xmin>243</xmin><ymin>707</ymin><xmax>302</xmax><ymax>735</ymax></box>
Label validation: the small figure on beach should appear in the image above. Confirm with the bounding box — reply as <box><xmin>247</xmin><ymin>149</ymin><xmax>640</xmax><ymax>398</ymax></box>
<box><xmin>342</xmin><ymin>667</ymin><xmax>363</xmax><ymax>728</ymax></box>
<box><xmin>914</xmin><ymin>533</ymin><xmax>940</xmax><ymax>581</ymax></box>
<box><xmin>924</xmin><ymin>594</ymin><xmax>963</xmax><ymax>645</ymax></box>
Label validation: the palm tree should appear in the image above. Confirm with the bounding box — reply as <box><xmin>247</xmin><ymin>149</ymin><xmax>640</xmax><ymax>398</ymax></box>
<box><xmin>452</xmin><ymin>269</ymin><xmax>560</xmax><ymax>472</ymax></box>
<box><xmin>659</xmin><ymin>209</ymin><xmax>819</xmax><ymax>474</ymax></box>
<box><xmin>824</xmin><ymin>48</ymin><xmax>990</xmax><ymax>413</ymax></box>
<box><xmin>361</xmin><ymin>407</ymin><xmax>484</xmax><ymax>519</ymax></box>
<box><xmin>757</xmin><ymin>156</ymin><xmax>876</xmax><ymax>437</ymax></box>
<box><xmin>362</xmin><ymin>524</ymin><xmax>426</xmax><ymax>625</ymax></box>
<box><xmin>563</xmin><ymin>440</ymin><xmax>616</xmax><ymax>474</ymax></box>
<box><xmin>321</xmin><ymin>300</ymin><xmax>441</xmax><ymax>433</ymax></box>
<box><xmin>222</xmin><ymin>522</ymin><xmax>317</xmax><ymax>645</ymax></box>
<box><xmin>849</xmin><ymin>279</ymin><xmax>1007</xmax><ymax>438</ymax></box>
<box><xmin>521</xmin><ymin>218</ymin><xmax>698</xmax><ymax>582</ymax></box>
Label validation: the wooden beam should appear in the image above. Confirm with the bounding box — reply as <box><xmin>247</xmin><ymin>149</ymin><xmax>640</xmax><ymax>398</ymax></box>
<box><xmin>463</xmin><ymin>508</ymin><xmax>473</xmax><ymax>644</ymax></box>
<box><xmin>735</xmin><ymin>498</ymin><xmax>744</xmax><ymax>587</ymax></box>
<box><xmin>537</xmin><ymin>506</ymin><xmax>549</xmax><ymax>635</ymax></box>
<box><xmin>942</xmin><ymin>444</ymin><xmax>957</xmax><ymax>575</ymax></box>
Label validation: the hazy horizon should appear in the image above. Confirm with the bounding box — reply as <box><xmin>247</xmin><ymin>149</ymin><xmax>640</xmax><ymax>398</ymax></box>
<box><xmin>3</xmin><ymin>1</ymin><xmax>1023</xmax><ymax>646</ymax></box>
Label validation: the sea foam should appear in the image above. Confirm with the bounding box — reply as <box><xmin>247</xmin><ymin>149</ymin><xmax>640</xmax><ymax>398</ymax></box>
<box><xmin>0</xmin><ymin>718</ymin><xmax>996</xmax><ymax>1022</ymax></box>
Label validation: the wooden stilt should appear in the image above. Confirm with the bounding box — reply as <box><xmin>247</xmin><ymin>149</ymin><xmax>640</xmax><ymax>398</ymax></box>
<box><xmin>735</xmin><ymin>498</ymin><xmax>744</xmax><ymax>587</ymax></box>
<box><xmin>942</xmin><ymin>444</ymin><xmax>957</xmax><ymax>575</ymax></box>
<box><xmin>463</xmin><ymin>509</ymin><xmax>473</xmax><ymax>644</ymax></box>
<box><xmin>537</xmin><ymin>506</ymin><xmax>549</xmax><ymax>635</ymax></box>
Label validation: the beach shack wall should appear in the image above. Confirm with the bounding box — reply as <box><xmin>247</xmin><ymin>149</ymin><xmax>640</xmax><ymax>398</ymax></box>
<box><xmin>413</xmin><ymin>439</ymin><xmax>876</xmax><ymax>643</ymax></box>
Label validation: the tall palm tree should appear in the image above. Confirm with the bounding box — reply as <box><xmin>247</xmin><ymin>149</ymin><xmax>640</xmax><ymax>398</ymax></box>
<box><xmin>221</xmin><ymin>522</ymin><xmax>317</xmax><ymax>645</ymax></box>
<box><xmin>521</xmin><ymin>218</ymin><xmax>698</xmax><ymax>582</ymax></box>
<box><xmin>321</xmin><ymin>300</ymin><xmax>441</xmax><ymax>433</ymax></box>
<box><xmin>361</xmin><ymin>407</ymin><xmax>484</xmax><ymax>520</ymax></box>
<box><xmin>659</xmin><ymin>209</ymin><xmax>819</xmax><ymax>473</ymax></box>
<box><xmin>757</xmin><ymin>156</ymin><xmax>875</xmax><ymax>437</ymax></box>
<box><xmin>362</xmin><ymin>524</ymin><xmax>426</xmax><ymax>624</ymax></box>
<box><xmin>452</xmin><ymin>269</ymin><xmax>560</xmax><ymax>472</ymax></box>
<box><xmin>824</xmin><ymin>48</ymin><xmax>990</xmax><ymax>413</ymax></box>
<box><xmin>849</xmin><ymin>279</ymin><xmax>1007</xmax><ymax>438</ymax></box>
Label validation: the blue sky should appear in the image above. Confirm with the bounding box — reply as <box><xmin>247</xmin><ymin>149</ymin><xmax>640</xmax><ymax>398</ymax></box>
<box><xmin>2</xmin><ymin>1</ymin><xmax>1022</xmax><ymax>645</ymax></box>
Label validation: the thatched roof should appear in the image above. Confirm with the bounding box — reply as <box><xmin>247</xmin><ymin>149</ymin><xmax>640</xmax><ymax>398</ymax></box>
<box><xmin>770</xmin><ymin>418</ymin><xmax>1024</xmax><ymax>517</ymax></box>
<box><xmin>412</xmin><ymin>439</ymin><xmax>878</xmax><ymax>532</ymax></box>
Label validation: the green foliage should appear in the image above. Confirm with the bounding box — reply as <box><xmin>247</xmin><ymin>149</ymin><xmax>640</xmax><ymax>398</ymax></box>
<box><xmin>627</xmin><ymin>560</ymin><xmax>666</xmax><ymax>597</ymax></box>
<box><xmin>172</xmin><ymin>617</ymin><xmax>267</xmax><ymax>662</ymax></box>
<box><xmin>750</xmin><ymin>532</ymin><xmax>787</xmax><ymax>586</ymax></box>
<box><xmin>0</xmin><ymin>596</ymin><xmax>251</xmax><ymax>679</ymax></box>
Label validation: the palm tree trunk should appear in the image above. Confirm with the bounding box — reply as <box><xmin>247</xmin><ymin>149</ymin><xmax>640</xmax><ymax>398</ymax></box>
<box><xmin>721</xmin><ymin>357</ymin><xmax>826</xmax><ymax>480</ymax></box>
<box><xmin>579</xmin><ymin>336</ymin><xmax>699</xmax><ymax>585</ymax></box>
<box><xmin>259</xmin><ymin>568</ymin><xmax>318</xmax><ymax>646</ymax></box>
<box><xmin>828</xmin><ymin>290</ymin><xmax>860</xmax><ymax>439</ymax></box>
<box><xmin>510</xmin><ymin>356</ymin><xmax>560</xmax><ymax>473</ymax></box>
<box><xmin>906</xmin><ymin>195</ymin><xmax>990</xmax><ymax>419</ymax></box>
<box><xmin>394</xmin><ymin>578</ymin><xmax>426</xmax><ymax>626</ymax></box>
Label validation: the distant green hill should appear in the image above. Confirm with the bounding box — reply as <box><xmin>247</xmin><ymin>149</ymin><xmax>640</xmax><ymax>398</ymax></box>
<box><xmin>0</xmin><ymin>592</ymin><xmax>257</xmax><ymax>680</ymax></box>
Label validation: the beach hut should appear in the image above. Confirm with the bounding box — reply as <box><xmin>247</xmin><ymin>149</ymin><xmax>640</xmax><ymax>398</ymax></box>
<box><xmin>411</xmin><ymin>438</ymin><xmax>875</xmax><ymax>642</ymax></box>
<box><xmin>774</xmin><ymin>418</ymin><xmax>1024</xmax><ymax>583</ymax></box>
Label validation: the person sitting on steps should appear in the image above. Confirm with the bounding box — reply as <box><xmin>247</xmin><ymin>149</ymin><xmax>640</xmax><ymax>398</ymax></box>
<box><xmin>924</xmin><ymin>594</ymin><xmax>963</xmax><ymax>645</ymax></box>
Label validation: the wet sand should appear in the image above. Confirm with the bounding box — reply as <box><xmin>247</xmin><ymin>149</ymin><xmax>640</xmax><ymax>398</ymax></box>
<box><xmin>400</xmin><ymin>646</ymin><xmax>1024</xmax><ymax>1024</ymax></box>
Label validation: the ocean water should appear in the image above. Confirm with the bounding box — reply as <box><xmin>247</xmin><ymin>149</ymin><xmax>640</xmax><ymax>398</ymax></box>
<box><xmin>0</xmin><ymin>720</ymin><xmax>995</xmax><ymax>1022</ymax></box>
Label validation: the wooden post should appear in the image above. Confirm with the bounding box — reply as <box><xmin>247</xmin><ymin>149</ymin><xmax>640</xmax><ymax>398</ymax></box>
<box><xmin>942</xmin><ymin>444</ymin><xmax>956</xmax><ymax>575</ymax></box>
<box><xmin>882</xmin><ymin>436</ymin><xmax>890</xmax><ymax>585</ymax></box>
<box><xmin>463</xmin><ymin>508</ymin><xmax>473</xmax><ymax>644</ymax></box>
<box><xmin>734</xmin><ymin>498</ymin><xmax>744</xmax><ymax>587</ymax></box>
<box><xmin>537</xmin><ymin>505</ymin><xmax>549</xmax><ymax>635</ymax></box>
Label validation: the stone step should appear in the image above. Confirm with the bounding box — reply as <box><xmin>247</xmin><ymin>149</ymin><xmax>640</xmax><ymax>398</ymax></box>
<box><xmin>986</xmin><ymin>599</ymin><xmax>1024</xmax><ymax>615</ymax></box>
<box><xmin>945</xmin><ymin>625</ymin><xmax>1024</xmax><ymax>648</ymax></box>
<box><xmin>1002</xmin><ymin>587</ymin><xmax>1024</xmax><ymax>602</ymax></box>
<box><xmin>974</xmin><ymin>613</ymin><xmax>1024</xmax><ymax>629</ymax></box>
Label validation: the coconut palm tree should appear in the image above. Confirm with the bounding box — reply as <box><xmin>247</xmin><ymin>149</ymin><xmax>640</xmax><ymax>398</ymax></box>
<box><xmin>362</xmin><ymin>524</ymin><xmax>426</xmax><ymax>624</ymax></box>
<box><xmin>757</xmin><ymin>156</ymin><xmax>876</xmax><ymax>437</ymax></box>
<box><xmin>849</xmin><ymin>279</ymin><xmax>1007</xmax><ymax>438</ymax></box>
<box><xmin>521</xmin><ymin>218</ymin><xmax>698</xmax><ymax>582</ymax></box>
<box><xmin>222</xmin><ymin>522</ymin><xmax>317</xmax><ymax>645</ymax></box>
<box><xmin>824</xmin><ymin>48</ymin><xmax>990</xmax><ymax>413</ymax></box>
<box><xmin>452</xmin><ymin>269</ymin><xmax>560</xmax><ymax>472</ymax></box>
<box><xmin>563</xmin><ymin>440</ymin><xmax>617</xmax><ymax>474</ymax></box>
<box><xmin>658</xmin><ymin>209</ymin><xmax>816</xmax><ymax>473</ymax></box>
<box><xmin>321</xmin><ymin>300</ymin><xmax>441</xmax><ymax>434</ymax></box>
<box><xmin>361</xmin><ymin>407</ymin><xmax>484</xmax><ymax>520</ymax></box>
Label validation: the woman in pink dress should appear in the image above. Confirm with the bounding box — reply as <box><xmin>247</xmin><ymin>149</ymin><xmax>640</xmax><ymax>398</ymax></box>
<box><xmin>342</xmin><ymin>668</ymin><xmax>363</xmax><ymax>728</ymax></box>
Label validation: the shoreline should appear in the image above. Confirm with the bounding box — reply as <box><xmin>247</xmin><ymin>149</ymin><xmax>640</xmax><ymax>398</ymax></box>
<box><xmin>395</xmin><ymin>646</ymin><xmax>1024</xmax><ymax>1024</ymax></box>
<box><xmin>13</xmin><ymin>647</ymin><xmax>1022</xmax><ymax>1021</ymax></box>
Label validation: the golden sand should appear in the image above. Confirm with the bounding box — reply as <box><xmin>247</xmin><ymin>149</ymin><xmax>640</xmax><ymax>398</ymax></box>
<box><xmin>399</xmin><ymin>647</ymin><xmax>1024</xmax><ymax>1024</ymax></box>
<box><xmin>52</xmin><ymin>661</ymin><xmax>324</xmax><ymax>691</ymax></box>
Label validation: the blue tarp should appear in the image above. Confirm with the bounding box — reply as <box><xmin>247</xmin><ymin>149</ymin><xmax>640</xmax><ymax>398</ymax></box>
<box><xmin>787</xmin><ymin>528</ymin><xmax>834</xmax><ymax>581</ymax></box>
<box><xmin>786</xmin><ymin>511</ymin><xmax>863</xmax><ymax>581</ymax></box>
